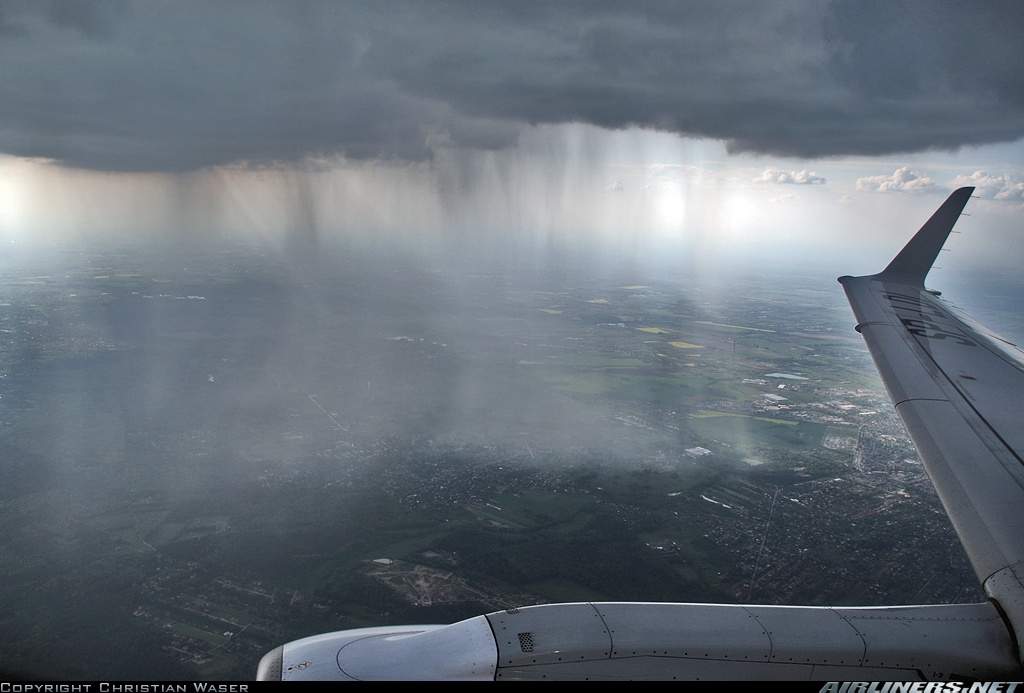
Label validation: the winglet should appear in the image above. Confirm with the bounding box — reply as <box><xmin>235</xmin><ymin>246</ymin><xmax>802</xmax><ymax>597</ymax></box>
<box><xmin>879</xmin><ymin>186</ymin><xmax>974</xmax><ymax>284</ymax></box>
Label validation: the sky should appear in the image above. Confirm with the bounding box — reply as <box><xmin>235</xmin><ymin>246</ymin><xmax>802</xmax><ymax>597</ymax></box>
<box><xmin>1</xmin><ymin>0</ymin><xmax>1023</xmax><ymax>281</ymax></box>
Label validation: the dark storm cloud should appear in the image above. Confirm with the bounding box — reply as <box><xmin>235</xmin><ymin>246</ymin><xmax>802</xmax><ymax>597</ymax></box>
<box><xmin>1</xmin><ymin>0</ymin><xmax>1022</xmax><ymax>171</ymax></box>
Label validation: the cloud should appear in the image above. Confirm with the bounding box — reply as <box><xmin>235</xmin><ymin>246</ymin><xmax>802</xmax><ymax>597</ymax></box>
<box><xmin>1</xmin><ymin>1</ymin><xmax>1023</xmax><ymax>171</ymax></box>
<box><xmin>754</xmin><ymin>168</ymin><xmax>825</xmax><ymax>185</ymax></box>
<box><xmin>951</xmin><ymin>170</ymin><xmax>1024</xmax><ymax>201</ymax></box>
<box><xmin>856</xmin><ymin>167</ymin><xmax>935</xmax><ymax>193</ymax></box>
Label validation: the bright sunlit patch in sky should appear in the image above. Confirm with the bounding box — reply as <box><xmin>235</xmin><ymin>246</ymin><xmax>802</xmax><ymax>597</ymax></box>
<box><xmin>0</xmin><ymin>157</ymin><xmax>29</xmax><ymax>241</ymax></box>
<box><xmin>720</xmin><ymin>191</ymin><xmax>757</xmax><ymax>236</ymax></box>
<box><xmin>651</xmin><ymin>183</ymin><xmax>687</xmax><ymax>234</ymax></box>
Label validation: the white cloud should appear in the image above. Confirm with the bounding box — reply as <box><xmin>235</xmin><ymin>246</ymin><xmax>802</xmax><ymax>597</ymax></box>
<box><xmin>754</xmin><ymin>168</ymin><xmax>825</xmax><ymax>185</ymax></box>
<box><xmin>856</xmin><ymin>166</ymin><xmax>935</xmax><ymax>193</ymax></box>
<box><xmin>950</xmin><ymin>170</ymin><xmax>1024</xmax><ymax>201</ymax></box>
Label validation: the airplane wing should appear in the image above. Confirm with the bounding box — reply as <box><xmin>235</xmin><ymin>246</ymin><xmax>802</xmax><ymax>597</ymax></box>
<box><xmin>257</xmin><ymin>188</ymin><xmax>1024</xmax><ymax>681</ymax></box>
<box><xmin>838</xmin><ymin>187</ymin><xmax>1024</xmax><ymax>628</ymax></box>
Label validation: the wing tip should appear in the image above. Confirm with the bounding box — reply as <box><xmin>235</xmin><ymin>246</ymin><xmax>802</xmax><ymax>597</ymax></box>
<box><xmin>879</xmin><ymin>186</ymin><xmax>975</xmax><ymax>284</ymax></box>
